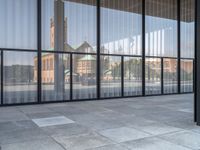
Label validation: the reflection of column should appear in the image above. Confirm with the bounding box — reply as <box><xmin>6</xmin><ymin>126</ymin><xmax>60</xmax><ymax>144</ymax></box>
<box><xmin>54</xmin><ymin>0</ymin><xmax>64</xmax><ymax>98</ymax></box>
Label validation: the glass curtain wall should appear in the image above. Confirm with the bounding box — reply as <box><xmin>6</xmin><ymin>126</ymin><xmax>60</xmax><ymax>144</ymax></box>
<box><xmin>145</xmin><ymin>58</ymin><xmax>161</xmax><ymax>95</ymax></box>
<box><xmin>100</xmin><ymin>0</ymin><xmax>143</xmax><ymax>98</ymax></box>
<box><xmin>0</xmin><ymin>0</ymin><xmax>37</xmax><ymax>49</ymax></box>
<box><xmin>180</xmin><ymin>0</ymin><xmax>194</xmax><ymax>93</ymax></box>
<box><xmin>145</xmin><ymin>0</ymin><xmax>177</xmax><ymax>57</ymax></box>
<box><xmin>145</xmin><ymin>0</ymin><xmax>178</xmax><ymax>95</ymax></box>
<box><xmin>181</xmin><ymin>59</ymin><xmax>193</xmax><ymax>92</ymax></box>
<box><xmin>41</xmin><ymin>53</ymin><xmax>70</xmax><ymax>101</ymax></box>
<box><xmin>163</xmin><ymin>58</ymin><xmax>178</xmax><ymax>94</ymax></box>
<box><xmin>124</xmin><ymin>57</ymin><xmax>142</xmax><ymax>96</ymax></box>
<box><xmin>4</xmin><ymin>51</ymin><xmax>37</xmax><ymax>104</ymax></box>
<box><xmin>0</xmin><ymin>0</ymin><xmax>37</xmax><ymax>104</ymax></box>
<box><xmin>42</xmin><ymin>0</ymin><xmax>97</xmax><ymax>101</ymax></box>
<box><xmin>0</xmin><ymin>0</ymin><xmax>195</xmax><ymax>105</ymax></box>
<box><xmin>101</xmin><ymin>56</ymin><xmax>122</xmax><ymax>98</ymax></box>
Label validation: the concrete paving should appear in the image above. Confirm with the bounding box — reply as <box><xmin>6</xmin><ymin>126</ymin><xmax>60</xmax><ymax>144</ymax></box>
<box><xmin>0</xmin><ymin>94</ymin><xmax>199</xmax><ymax>150</ymax></box>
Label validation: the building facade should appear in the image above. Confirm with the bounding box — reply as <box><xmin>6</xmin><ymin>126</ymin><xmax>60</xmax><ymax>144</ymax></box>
<box><xmin>0</xmin><ymin>0</ymin><xmax>197</xmax><ymax>124</ymax></box>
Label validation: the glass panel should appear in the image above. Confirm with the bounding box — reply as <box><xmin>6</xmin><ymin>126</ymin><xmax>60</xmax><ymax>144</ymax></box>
<box><xmin>0</xmin><ymin>52</ymin><xmax>1</xmax><ymax>104</ymax></box>
<box><xmin>101</xmin><ymin>0</ymin><xmax>142</xmax><ymax>55</ymax></box>
<box><xmin>181</xmin><ymin>0</ymin><xmax>195</xmax><ymax>58</ymax></box>
<box><xmin>163</xmin><ymin>59</ymin><xmax>178</xmax><ymax>94</ymax></box>
<box><xmin>73</xmin><ymin>54</ymin><xmax>97</xmax><ymax>99</ymax></box>
<box><xmin>101</xmin><ymin>56</ymin><xmax>121</xmax><ymax>98</ymax></box>
<box><xmin>181</xmin><ymin>59</ymin><xmax>193</xmax><ymax>92</ymax></box>
<box><xmin>42</xmin><ymin>0</ymin><xmax>97</xmax><ymax>53</ymax></box>
<box><xmin>3</xmin><ymin>51</ymin><xmax>37</xmax><ymax>104</ymax></box>
<box><xmin>124</xmin><ymin>57</ymin><xmax>142</xmax><ymax>96</ymax></box>
<box><xmin>42</xmin><ymin>53</ymin><xmax>70</xmax><ymax>101</ymax></box>
<box><xmin>145</xmin><ymin>0</ymin><xmax>177</xmax><ymax>57</ymax></box>
<box><xmin>145</xmin><ymin>58</ymin><xmax>161</xmax><ymax>95</ymax></box>
<box><xmin>0</xmin><ymin>0</ymin><xmax>37</xmax><ymax>49</ymax></box>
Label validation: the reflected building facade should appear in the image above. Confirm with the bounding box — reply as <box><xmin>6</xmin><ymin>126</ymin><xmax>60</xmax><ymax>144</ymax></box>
<box><xmin>0</xmin><ymin>0</ymin><xmax>195</xmax><ymax>105</ymax></box>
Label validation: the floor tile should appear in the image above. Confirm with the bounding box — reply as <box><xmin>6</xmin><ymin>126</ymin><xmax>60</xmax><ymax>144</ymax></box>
<box><xmin>99</xmin><ymin>127</ymin><xmax>150</xmax><ymax>143</ymax></box>
<box><xmin>1</xmin><ymin>138</ymin><xmax>65</xmax><ymax>150</ymax></box>
<box><xmin>0</xmin><ymin>120</ymin><xmax>37</xmax><ymax>133</ymax></box>
<box><xmin>41</xmin><ymin>123</ymin><xmax>91</xmax><ymax>137</ymax></box>
<box><xmin>0</xmin><ymin>128</ymin><xmax>47</xmax><ymax>145</ymax></box>
<box><xmin>32</xmin><ymin>116</ymin><xmax>74</xmax><ymax>127</ymax></box>
<box><xmin>86</xmin><ymin>144</ymin><xmax>129</xmax><ymax>150</ymax></box>
<box><xmin>131</xmin><ymin>122</ymin><xmax>182</xmax><ymax>135</ymax></box>
<box><xmin>160</xmin><ymin>130</ymin><xmax>200</xmax><ymax>149</ymax></box>
<box><xmin>122</xmin><ymin>137</ymin><xmax>191</xmax><ymax>150</ymax></box>
<box><xmin>54</xmin><ymin>132</ymin><xmax>113</xmax><ymax>150</ymax></box>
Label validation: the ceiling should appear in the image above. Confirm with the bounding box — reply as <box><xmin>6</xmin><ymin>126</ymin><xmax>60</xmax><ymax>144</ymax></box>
<box><xmin>63</xmin><ymin>0</ymin><xmax>194</xmax><ymax>22</ymax></box>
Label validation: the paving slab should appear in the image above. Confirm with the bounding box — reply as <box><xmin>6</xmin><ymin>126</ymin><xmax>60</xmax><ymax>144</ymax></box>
<box><xmin>0</xmin><ymin>128</ymin><xmax>47</xmax><ymax>145</ymax></box>
<box><xmin>41</xmin><ymin>123</ymin><xmax>91</xmax><ymax>137</ymax></box>
<box><xmin>130</xmin><ymin>122</ymin><xmax>182</xmax><ymax>135</ymax></box>
<box><xmin>160</xmin><ymin>130</ymin><xmax>200</xmax><ymax>149</ymax></box>
<box><xmin>99</xmin><ymin>127</ymin><xmax>151</xmax><ymax>143</ymax></box>
<box><xmin>122</xmin><ymin>137</ymin><xmax>191</xmax><ymax>150</ymax></box>
<box><xmin>32</xmin><ymin>116</ymin><xmax>74</xmax><ymax>127</ymax></box>
<box><xmin>1</xmin><ymin>138</ymin><xmax>65</xmax><ymax>150</ymax></box>
<box><xmin>86</xmin><ymin>144</ymin><xmax>129</xmax><ymax>150</ymax></box>
<box><xmin>53</xmin><ymin>132</ymin><xmax>113</xmax><ymax>150</ymax></box>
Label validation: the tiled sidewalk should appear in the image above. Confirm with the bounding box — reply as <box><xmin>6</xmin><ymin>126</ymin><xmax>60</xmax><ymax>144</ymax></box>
<box><xmin>0</xmin><ymin>94</ymin><xmax>199</xmax><ymax>150</ymax></box>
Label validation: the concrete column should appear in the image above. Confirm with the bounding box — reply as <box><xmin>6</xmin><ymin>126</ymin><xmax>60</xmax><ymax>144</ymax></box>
<box><xmin>54</xmin><ymin>0</ymin><xmax>65</xmax><ymax>99</ymax></box>
<box><xmin>196</xmin><ymin>0</ymin><xmax>200</xmax><ymax>125</ymax></box>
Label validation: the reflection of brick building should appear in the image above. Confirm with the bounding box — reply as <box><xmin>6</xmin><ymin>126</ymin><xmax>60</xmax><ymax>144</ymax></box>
<box><xmin>163</xmin><ymin>59</ymin><xmax>177</xmax><ymax>73</ymax></box>
<box><xmin>146</xmin><ymin>58</ymin><xmax>193</xmax><ymax>73</ymax></box>
<box><xmin>34</xmin><ymin>17</ymin><xmax>96</xmax><ymax>83</ymax></box>
<box><xmin>181</xmin><ymin>60</ymin><xmax>193</xmax><ymax>73</ymax></box>
<box><xmin>5</xmin><ymin>65</ymin><xmax>34</xmax><ymax>83</ymax></box>
<box><xmin>77</xmin><ymin>55</ymin><xmax>96</xmax><ymax>76</ymax></box>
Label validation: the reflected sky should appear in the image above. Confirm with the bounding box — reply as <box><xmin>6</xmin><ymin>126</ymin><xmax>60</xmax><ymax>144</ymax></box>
<box><xmin>0</xmin><ymin>0</ymin><xmax>37</xmax><ymax>49</ymax></box>
<box><xmin>0</xmin><ymin>0</ymin><xmax>195</xmax><ymax>57</ymax></box>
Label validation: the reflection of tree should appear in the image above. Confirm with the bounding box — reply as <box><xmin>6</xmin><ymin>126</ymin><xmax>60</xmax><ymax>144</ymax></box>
<box><xmin>111</xmin><ymin>63</ymin><xmax>121</xmax><ymax>79</ymax></box>
<box><xmin>145</xmin><ymin>63</ymin><xmax>160</xmax><ymax>81</ymax></box>
<box><xmin>163</xmin><ymin>72</ymin><xmax>177</xmax><ymax>81</ymax></box>
<box><xmin>181</xmin><ymin>69</ymin><xmax>193</xmax><ymax>81</ymax></box>
<box><xmin>124</xmin><ymin>59</ymin><xmax>142</xmax><ymax>80</ymax></box>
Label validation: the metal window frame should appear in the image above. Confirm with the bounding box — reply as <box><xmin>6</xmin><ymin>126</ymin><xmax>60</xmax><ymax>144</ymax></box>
<box><xmin>0</xmin><ymin>0</ymin><xmax>194</xmax><ymax>114</ymax></box>
<box><xmin>194</xmin><ymin>0</ymin><xmax>198</xmax><ymax>122</ymax></box>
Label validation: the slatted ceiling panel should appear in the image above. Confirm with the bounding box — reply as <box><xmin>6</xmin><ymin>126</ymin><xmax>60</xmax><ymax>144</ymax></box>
<box><xmin>64</xmin><ymin>0</ymin><xmax>194</xmax><ymax>22</ymax></box>
<box><xmin>181</xmin><ymin>0</ymin><xmax>195</xmax><ymax>22</ymax></box>
<box><xmin>145</xmin><ymin>0</ymin><xmax>177</xmax><ymax>21</ymax></box>
<box><xmin>100</xmin><ymin>0</ymin><xmax>142</xmax><ymax>13</ymax></box>
<box><xmin>64</xmin><ymin>0</ymin><xmax>95</xmax><ymax>6</ymax></box>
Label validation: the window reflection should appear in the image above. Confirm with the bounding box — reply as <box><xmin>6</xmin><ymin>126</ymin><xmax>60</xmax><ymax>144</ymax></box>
<box><xmin>3</xmin><ymin>51</ymin><xmax>37</xmax><ymax>104</ymax></box>
<box><xmin>163</xmin><ymin>59</ymin><xmax>178</xmax><ymax>94</ymax></box>
<box><xmin>42</xmin><ymin>0</ymin><xmax>96</xmax><ymax>53</ymax></box>
<box><xmin>73</xmin><ymin>54</ymin><xmax>97</xmax><ymax>99</ymax></box>
<box><xmin>101</xmin><ymin>56</ymin><xmax>121</xmax><ymax>98</ymax></box>
<box><xmin>181</xmin><ymin>59</ymin><xmax>193</xmax><ymax>92</ymax></box>
<box><xmin>181</xmin><ymin>0</ymin><xmax>195</xmax><ymax>58</ymax></box>
<box><xmin>145</xmin><ymin>0</ymin><xmax>177</xmax><ymax>57</ymax></box>
<box><xmin>124</xmin><ymin>57</ymin><xmax>142</xmax><ymax>96</ymax></box>
<box><xmin>0</xmin><ymin>0</ymin><xmax>37</xmax><ymax>49</ymax></box>
<box><xmin>101</xmin><ymin>0</ymin><xmax>142</xmax><ymax>55</ymax></box>
<box><xmin>0</xmin><ymin>0</ymin><xmax>196</xmax><ymax>105</ymax></box>
<box><xmin>145</xmin><ymin>58</ymin><xmax>161</xmax><ymax>95</ymax></box>
<box><xmin>41</xmin><ymin>53</ymin><xmax>70</xmax><ymax>101</ymax></box>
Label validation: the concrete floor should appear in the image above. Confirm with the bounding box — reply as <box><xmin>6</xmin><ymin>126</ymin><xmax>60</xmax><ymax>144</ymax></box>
<box><xmin>0</xmin><ymin>94</ymin><xmax>199</xmax><ymax>150</ymax></box>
